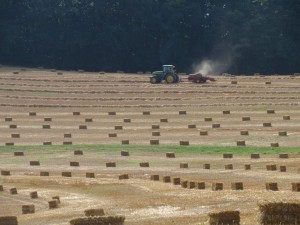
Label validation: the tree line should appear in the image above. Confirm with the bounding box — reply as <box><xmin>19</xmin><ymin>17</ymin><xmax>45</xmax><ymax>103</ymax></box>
<box><xmin>0</xmin><ymin>0</ymin><xmax>299</xmax><ymax>74</ymax></box>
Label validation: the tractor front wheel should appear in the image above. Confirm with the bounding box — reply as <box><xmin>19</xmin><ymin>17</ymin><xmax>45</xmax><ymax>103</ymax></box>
<box><xmin>150</xmin><ymin>76</ymin><xmax>161</xmax><ymax>84</ymax></box>
<box><xmin>150</xmin><ymin>77</ymin><xmax>158</xmax><ymax>84</ymax></box>
<box><xmin>165</xmin><ymin>74</ymin><xmax>176</xmax><ymax>84</ymax></box>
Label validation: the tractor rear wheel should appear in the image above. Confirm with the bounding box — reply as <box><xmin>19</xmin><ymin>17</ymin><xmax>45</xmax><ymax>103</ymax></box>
<box><xmin>174</xmin><ymin>74</ymin><xmax>179</xmax><ymax>83</ymax></box>
<box><xmin>165</xmin><ymin>74</ymin><xmax>176</xmax><ymax>83</ymax></box>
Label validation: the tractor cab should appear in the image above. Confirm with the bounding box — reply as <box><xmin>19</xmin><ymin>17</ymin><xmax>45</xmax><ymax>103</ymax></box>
<box><xmin>163</xmin><ymin>65</ymin><xmax>175</xmax><ymax>75</ymax></box>
<box><xmin>150</xmin><ymin>65</ymin><xmax>179</xmax><ymax>84</ymax></box>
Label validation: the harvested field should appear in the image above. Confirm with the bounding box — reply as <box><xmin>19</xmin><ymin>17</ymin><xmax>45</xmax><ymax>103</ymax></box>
<box><xmin>0</xmin><ymin>67</ymin><xmax>300</xmax><ymax>225</ymax></box>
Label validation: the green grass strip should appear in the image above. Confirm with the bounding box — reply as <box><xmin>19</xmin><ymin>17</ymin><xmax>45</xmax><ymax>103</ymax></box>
<box><xmin>0</xmin><ymin>144</ymin><xmax>299</xmax><ymax>155</ymax></box>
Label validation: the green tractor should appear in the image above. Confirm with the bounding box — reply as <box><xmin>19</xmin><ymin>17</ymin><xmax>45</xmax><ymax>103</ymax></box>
<box><xmin>150</xmin><ymin>65</ymin><xmax>179</xmax><ymax>84</ymax></box>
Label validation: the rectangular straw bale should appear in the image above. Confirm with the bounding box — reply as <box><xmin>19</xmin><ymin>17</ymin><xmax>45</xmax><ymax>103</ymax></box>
<box><xmin>84</xmin><ymin>208</ymin><xmax>105</xmax><ymax>217</ymax></box>
<box><xmin>173</xmin><ymin>177</ymin><xmax>181</xmax><ymax>185</ymax></box>
<box><xmin>189</xmin><ymin>181</ymin><xmax>196</xmax><ymax>189</ymax></box>
<box><xmin>166</xmin><ymin>152</ymin><xmax>175</xmax><ymax>158</ymax></box>
<box><xmin>271</xmin><ymin>143</ymin><xmax>279</xmax><ymax>147</ymax></box>
<box><xmin>122</xmin><ymin>140</ymin><xmax>129</xmax><ymax>145</ymax></box>
<box><xmin>14</xmin><ymin>151</ymin><xmax>24</xmax><ymax>156</ymax></box>
<box><xmin>0</xmin><ymin>185</ymin><xmax>3</xmax><ymax>191</ymax></box>
<box><xmin>203</xmin><ymin>163</ymin><xmax>210</xmax><ymax>169</ymax></box>
<box><xmin>258</xmin><ymin>202</ymin><xmax>300</xmax><ymax>225</ymax></box>
<box><xmin>30</xmin><ymin>161</ymin><xmax>40</xmax><ymax>166</ymax></box>
<box><xmin>52</xmin><ymin>196</ymin><xmax>60</xmax><ymax>203</ymax></box>
<box><xmin>152</xmin><ymin>131</ymin><xmax>160</xmax><ymax>136</ymax></box>
<box><xmin>29</xmin><ymin>112</ymin><xmax>36</xmax><ymax>116</ymax></box>
<box><xmin>231</xmin><ymin>80</ymin><xmax>238</xmax><ymax>84</ymax></box>
<box><xmin>188</xmin><ymin>124</ymin><xmax>196</xmax><ymax>129</ymax></box>
<box><xmin>180</xmin><ymin>141</ymin><xmax>189</xmax><ymax>146</ymax></box>
<box><xmin>160</xmin><ymin>118</ymin><xmax>168</xmax><ymax>122</ymax></box>
<box><xmin>86</xmin><ymin>172</ymin><xmax>95</xmax><ymax>178</ymax></box>
<box><xmin>48</xmin><ymin>200</ymin><xmax>59</xmax><ymax>209</ymax></box>
<box><xmin>22</xmin><ymin>205</ymin><xmax>35</xmax><ymax>214</ymax></box>
<box><xmin>79</xmin><ymin>125</ymin><xmax>87</xmax><ymax>129</ymax></box>
<box><xmin>5</xmin><ymin>142</ymin><xmax>14</xmax><ymax>146</ymax></box>
<box><xmin>231</xmin><ymin>182</ymin><xmax>243</xmax><ymax>190</ymax></box>
<box><xmin>139</xmin><ymin>162</ymin><xmax>149</xmax><ymax>167</ymax></box>
<box><xmin>242</xmin><ymin>116</ymin><xmax>251</xmax><ymax>121</ymax></box>
<box><xmin>108</xmin><ymin>133</ymin><xmax>117</xmax><ymax>137</ymax></box>
<box><xmin>123</xmin><ymin>118</ymin><xmax>131</xmax><ymax>123</ymax></box>
<box><xmin>70</xmin><ymin>162</ymin><xmax>79</xmax><ymax>167</ymax></box>
<box><xmin>266</xmin><ymin>182</ymin><xmax>278</xmax><ymax>191</ymax></box>
<box><xmin>119</xmin><ymin>174</ymin><xmax>129</xmax><ymax>180</ymax></box>
<box><xmin>180</xmin><ymin>162</ymin><xmax>188</xmax><ymax>168</ymax></box>
<box><xmin>179</xmin><ymin>110</ymin><xmax>187</xmax><ymax>115</ymax></box>
<box><xmin>106</xmin><ymin>162</ymin><xmax>116</xmax><ymax>167</ymax></box>
<box><xmin>197</xmin><ymin>182</ymin><xmax>205</xmax><ymax>190</ymax></box>
<box><xmin>40</xmin><ymin>171</ymin><xmax>49</xmax><ymax>176</ymax></box>
<box><xmin>44</xmin><ymin>117</ymin><xmax>52</xmax><ymax>122</ymax></box>
<box><xmin>181</xmin><ymin>180</ymin><xmax>188</xmax><ymax>188</ymax></box>
<box><xmin>43</xmin><ymin>142</ymin><xmax>52</xmax><ymax>145</ymax></box>
<box><xmin>266</xmin><ymin>165</ymin><xmax>277</xmax><ymax>171</ymax></box>
<box><xmin>244</xmin><ymin>164</ymin><xmax>251</xmax><ymax>170</ymax></box>
<box><xmin>10</xmin><ymin>188</ymin><xmax>17</xmax><ymax>194</ymax></box>
<box><xmin>240</xmin><ymin>130</ymin><xmax>249</xmax><ymax>135</ymax></box>
<box><xmin>5</xmin><ymin>117</ymin><xmax>12</xmax><ymax>122</ymax></box>
<box><xmin>150</xmin><ymin>139</ymin><xmax>159</xmax><ymax>145</ymax></box>
<box><xmin>212</xmin><ymin>183</ymin><xmax>223</xmax><ymax>191</ymax></box>
<box><xmin>279</xmin><ymin>165</ymin><xmax>286</xmax><ymax>172</ymax></box>
<box><xmin>150</xmin><ymin>175</ymin><xmax>159</xmax><ymax>181</ymax></box>
<box><xmin>263</xmin><ymin>122</ymin><xmax>272</xmax><ymax>127</ymax></box>
<box><xmin>209</xmin><ymin>210</ymin><xmax>240</xmax><ymax>225</ymax></box>
<box><xmin>1</xmin><ymin>170</ymin><xmax>10</xmax><ymax>176</ymax></box>
<box><xmin>43</xmin><ymin>124</ymin><xmax>51</xmax><ymax>129</ymax></box>
<box><xmin>0</xmin><ymin>216</ymin><xmax>18</xmax><ymax>225</ymax></box>
<box><xmin>152</xmin><ymin>125</ymin><xmax>160</xmax><ymax>129</ymax></box>
<box><xmin>278</xmin><ymin>131</ymin><xmax>287</xmax><ymax>136</ymax></box>
<box><xmin>62</xmin><ymin>172</ymin><xmax>72</xmax><ymax>177</ymax></box>
<box><xmin>9</xmin><ymin>124</ymin><xmax>17</xmax><ymax>129</ymax></box>
<box><xmin>283</xmin><ymin>115</ymin><xmax>290</xmax><ymax>120</ymax></box>
<box><xmin>267</xmin><ymin>109</ymin><xmax>275</xmax><ymax>114</ymax></box>
<box><xmin>64</xmin><ymin>133</ymin><xmax>72</xmax><ymax>138</ymax></box>
<box><xmin>143</xmin><ymin>111</ymin><xmax>150</xmax><ymax>115</ymax></box>
<box><xmin>223</xmin><ymin>153</ymin><xmax>233</xmax><ymax>158</ymax></box>
<box><xmin>200</xmin><ymin>131</ymin><xmax>208</xmax><ymax>136</ymax></box>
<box><xmin>279</xmin><ymin>153</ymin><xmax>289</xmax><ymax>159</ymax></box>
<box><xmin>236</xmin><ymin>140</ymin><xmax>246</xmax><ymax>146</ymax></box>
<box><xmin>85</xmin><ymin>118</ymin><xmax>93</xmax><ymax>122</ymax></box>
<box><xmin>121</xmin><ymin>150</ymin><xmax>129</xmax><ymax>156</ymax></box>
<box><xmin>74</xmin><ymin>150</ymin><xmax>83</xmax><ymax>155</ymax></box>
<box><xmin>30</xmin><ymin>191</ymin><xmax>38</xmax><ymax>199</ymax></box>
<box><xmin>225</xmin><ymin>164</ymin><xmax>233</xmax><ymax>170</ymax></box>
<box><xmin>69</xmin><ymin>216</ymin><xmax>125</xmax><ymax>225</ymax></box>
<box><xmin>204</xmin><ymin>117</ymin><xmax>212</xmax><ymax>122</ymax></box>
<box><xmin>108</xmin><ymin>112</ymin><xmax>116</xmax><ymax>116</ymax></box>
<box><xmin>292</xmin><ymin>183</ymin><xmax>300</xmax><ymax>192</ymax></box>
<box><xmin>223</xmin><ymin>110</ymin><xmax>230</xmax><ymax>114</ymax></box>
<box><xmin>251</xmin><ymin>153</ymin><xmax>260</xmax><ymax>159</ymax></box>
<box><xmin>114</xmin><ymin>125</ymin><xmax>123</xmax><ymax>130</ymax></box>
<box><xmin>73</xmin><ymin>112</ymin><xmax>80</xmax><ymax>116</ymax></box>
<box><xmin>212</xmin><ymin>124</ymin><xmax>220</xmax><ymax>128</ymax></box>
<box><xmin>63</xmin><ymin>141</ymin><xmax>72</xmax><ymax>145</ymax></box>
<box><xmin>163</xmin><ymin>176</ymin><xmax>171</xmax><ymax>183</ymax></box>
